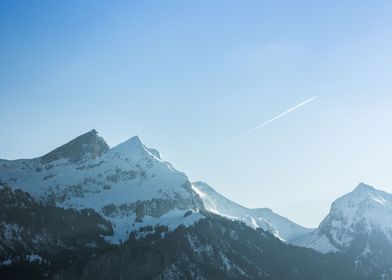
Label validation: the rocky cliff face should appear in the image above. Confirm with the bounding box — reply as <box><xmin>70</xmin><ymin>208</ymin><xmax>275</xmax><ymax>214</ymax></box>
<box><xmin>40</xmin><ymin>130</ymin><xmax>110</xmax><ymax>164</ymax></box>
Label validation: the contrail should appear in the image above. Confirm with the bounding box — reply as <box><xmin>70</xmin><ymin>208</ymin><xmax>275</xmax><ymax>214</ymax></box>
<box><xmin>226</xmin><ymin>96</ymin><xmax>317</xmax><ymax>145</ymax></box>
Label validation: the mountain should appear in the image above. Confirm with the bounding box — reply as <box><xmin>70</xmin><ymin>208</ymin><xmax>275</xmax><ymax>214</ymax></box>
<box><xmin>320</xmin><ymin>183</ymin><xmax>392</xmax><ymax>250</ymax></box>
<box><xmin>192</xmin><ymin>181</ymin><xmax>312</xmax><ymax>242</ymax></box>
<box><xmin>292</xmin><ymin>183</ymin><xmax>392</xmax><ymax>276</ymax></box>
<box><xmin>0</xmin><ymin>182</ymin><xmax>353</xmax><ymax>280</ymax></box>
<box><xmin>0</xmin><ymin>130</ymin><xmax>204</xmax><ymax>243</ymax></box>
<box><xmin>1</xmin><ymin>130</ymin><xmax>392</xmax><ymax>279</ymax></box>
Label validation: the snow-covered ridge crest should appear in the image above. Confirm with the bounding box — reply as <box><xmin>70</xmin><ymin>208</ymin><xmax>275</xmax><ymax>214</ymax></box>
<box><xmin>0</xmin><ymin>130</ymin><xmax>204</xmax><ymax>243</ymax></box>
<box><xmin>192</xmin><ymin>181</ymin><xmax>312</xmax><ymax>242</ymax></box>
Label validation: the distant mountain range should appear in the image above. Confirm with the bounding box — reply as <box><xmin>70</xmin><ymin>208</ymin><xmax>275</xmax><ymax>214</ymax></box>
<box><xmin>1</xmin><ymin>130</ymin><xmax>391</xmax><ymax>279</ymax></box>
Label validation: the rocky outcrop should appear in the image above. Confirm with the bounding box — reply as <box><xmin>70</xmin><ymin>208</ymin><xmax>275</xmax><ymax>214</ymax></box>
<box><xmin>40</xmin><ymin>130</ymin><xmax>109</xmax><ymax>163</ymax></box>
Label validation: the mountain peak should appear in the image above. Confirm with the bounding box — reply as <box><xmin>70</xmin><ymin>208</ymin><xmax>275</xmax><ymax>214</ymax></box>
<box><xmin>40</xmin><ymin>129</ymin><xmax>110</xmax><ymax>163</ymax></box>
<box><xmin>353</xmin><ymin>182</ymin><xmax>375</xmax><ymax>193</ymax></box>
<box><xmin>127</xmin><ymin>135</ymin><xmax>143</xmax><ymax>146</ymax></box>
<box><xmin>108</xmin><ymin>135</ymin><xmax>164</xmax><ymax>163</ymax></box>
<box><xmin>111</xmin><ymin>135</ymin><xmax>144</xmax><ymax>153</ymax></box>
<box><xmin>330</xmin><ymin>183</ymin><xmax>391</xmax><ymax>213</ymax></box>
<box><xmin>317</xmin><ymin>183</ymin><xmax>392</xmax><ymax>251</ymax></box>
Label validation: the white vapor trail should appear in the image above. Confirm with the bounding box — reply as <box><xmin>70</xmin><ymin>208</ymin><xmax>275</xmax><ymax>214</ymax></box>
<box><xmin>226</xmin><ymin>96</ymin><xmax>317</xmax><ymax>145</ymax></box>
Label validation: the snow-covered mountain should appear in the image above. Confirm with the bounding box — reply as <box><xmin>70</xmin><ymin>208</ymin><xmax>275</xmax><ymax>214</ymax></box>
<box><xmin>0</xmin><ymin>130</ymin><xmax>204</xmax><ymax>243</ymax></box>
<box><xmin>1</xmin><ymin>130</ymin><xmax>392</xmax><ymax>279</ymax></box>
<box><xmin>319</xmin><ymin>183</ymin><xmax>392</xmax><ymax>249</ymax></box>
<box><xmin>292</xmin><ymin>182</ymin><xmax>392</xmax><ymax>270</ymax></box>
<box><xmin>192</xmin><ymin>181</ymin><xmax>312</xmax><ymax>242</ymax></box>
<box><xmin>1</xmin><ymin>129</ymin><xmax>312</xmax><ymax>246</ymax></box>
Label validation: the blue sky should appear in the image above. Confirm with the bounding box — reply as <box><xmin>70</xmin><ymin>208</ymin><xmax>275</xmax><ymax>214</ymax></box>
<box><xmin>1</xmin><ymin>0</ymin><xmax>392</xmax><ymax>227</ymax></box>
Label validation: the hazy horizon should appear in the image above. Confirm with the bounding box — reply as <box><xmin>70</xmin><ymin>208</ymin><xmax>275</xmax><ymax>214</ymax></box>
<box><xmin>1</xmin><ymin>0</ymin><xmax>392</xmax><ymax>227</ymax></box>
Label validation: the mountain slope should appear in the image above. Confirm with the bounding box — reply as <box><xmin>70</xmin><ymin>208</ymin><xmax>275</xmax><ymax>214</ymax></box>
<box><xmin>0</xmin><ymin>182</ymin><xmax>113</xmax><ymax>280</ymax></box>
<box><xmin>0</xmin><ymin>130</ymin><xmax>204</xmax><ymax>243</ymax></box>
<box><xmin>1</xmin><ymin>178</ymin><xmax>391</xmax><ymax>279</ymax></box>
<box><xmin>192</xmin><ymin>181</ymin><xmax>312</xmax><ymax>242</ymax></box>
<box><xmin>52</xmin><ymin>213</ymin><xmax>358</xmax><ymax>280</ymax></box>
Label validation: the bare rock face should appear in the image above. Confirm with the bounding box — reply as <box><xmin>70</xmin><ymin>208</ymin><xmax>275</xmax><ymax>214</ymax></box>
<box><xmin>40</xmin><ymin>129</ymin><xmax>110</xmax><ymax>163</ymax></box>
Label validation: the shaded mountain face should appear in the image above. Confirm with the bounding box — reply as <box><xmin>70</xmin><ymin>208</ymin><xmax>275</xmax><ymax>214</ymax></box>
<box><xmin>192</xmin><ymin>181</ymin><xmax>312</xmax><ymax>242</ymax></box>
<box><xmin>0</xmin><ymin>182</ymin><xmax>113</xmax><ymax>254</ymax></box>
<box><xmin>0</xmin><ymin>131</ymin><xmax>203</xmax><ymax>244</ymax></box>
<box><xmin>0</xmin><ymin>183</ymin><xmax>113</xmax><ymax>279</ymax></box>
<box><xmin>52</xmin><ymin>213</ymin><xmax>358</xmax><ymax>280</ymax></box>
<box><xmin>41</xmin><ymin>130</ymin><xmax>110</xmax><ymax>164</ymax></box>
<box><xmin>0</xmin><ymin>189</ymin><xmax>359</xmax><ymax>280</ymax></box>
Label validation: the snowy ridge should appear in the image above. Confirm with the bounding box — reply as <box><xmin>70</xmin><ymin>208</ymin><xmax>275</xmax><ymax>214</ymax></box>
<box><xmin>192</xmin><ymin>181</ymin><xmax>312</xmax><ymax>242</ymax></box>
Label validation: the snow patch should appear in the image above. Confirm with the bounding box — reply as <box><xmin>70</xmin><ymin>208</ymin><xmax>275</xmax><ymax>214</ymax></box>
<box><xmin>105</xmin><ymin>209</ymin><xmax>205</xmax><ymax>244</ymax></box>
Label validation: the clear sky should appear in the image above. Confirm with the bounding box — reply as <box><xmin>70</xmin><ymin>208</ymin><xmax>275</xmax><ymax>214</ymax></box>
<box><xmin>1</xmin><ymin>0</ymin><xmax>392</xmax><ymax>227</ymax></box>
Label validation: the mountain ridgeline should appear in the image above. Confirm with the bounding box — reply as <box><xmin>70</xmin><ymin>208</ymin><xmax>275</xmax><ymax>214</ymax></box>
<box><xmin>0</xmin><ymin>130</ymin><xmax>391</xmax><ymax>279</ymax></box>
